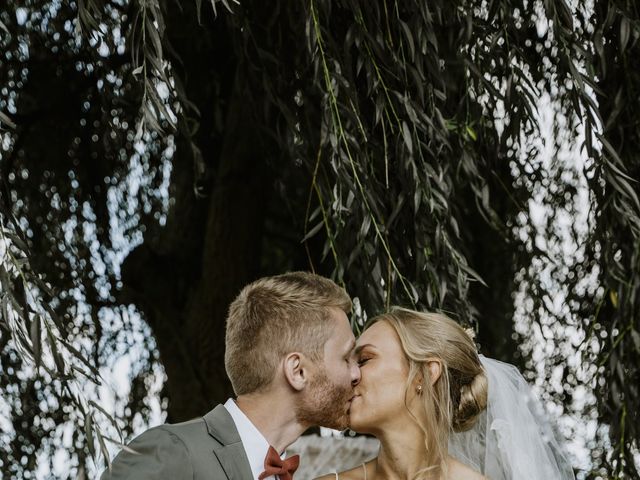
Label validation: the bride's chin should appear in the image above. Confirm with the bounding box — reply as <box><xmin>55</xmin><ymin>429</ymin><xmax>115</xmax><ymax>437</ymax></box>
<box><xmin>347</xmin><ymin>417</ymin><xmax>370</xmax><ymax>434</ymax></box>
<box><xmin>348</xmin><ymin>409</ymin><xmax>368</xmax><ymax>433</ymax></box>
<box><xmin>349</xmin><ymin>395</ymin><xmax>375</xmax><ymax>428</ymax></box>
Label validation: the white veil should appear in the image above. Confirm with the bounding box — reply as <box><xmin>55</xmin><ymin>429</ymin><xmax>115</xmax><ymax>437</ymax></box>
<box><xmin>448</xmin><ymin>355</ymin><xmax>575</xmax><ymax>479</ymax></box>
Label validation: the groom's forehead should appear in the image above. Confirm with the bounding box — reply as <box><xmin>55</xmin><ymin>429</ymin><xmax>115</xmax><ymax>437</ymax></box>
<box><xmin>334</xmin><ymin>333</ymin><xmax>356</xmax><ymax>355</ymax></box>
<box><xmin>345</xmin><ymin>338</ymin><xmax>356</xmax><ymax>352</ymax></box>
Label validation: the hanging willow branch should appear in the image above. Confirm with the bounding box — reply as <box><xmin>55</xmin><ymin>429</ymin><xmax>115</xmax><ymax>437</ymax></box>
<box><xmin>1</xmin><ymin>0</ymin><xmax>639</xmax><ymax>478</ymax></box>
<box><xmin>0</xmin><ymin>186</ymin><xmax>125</xmax><ymax>470</ymax></box>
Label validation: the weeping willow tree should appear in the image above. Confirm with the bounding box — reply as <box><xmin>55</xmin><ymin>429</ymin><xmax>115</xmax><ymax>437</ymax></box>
<box><xmin>0</xmin><ymin>0</ymin><xmax>638</xmax><ymax>478</ymax></box>
<box><xmin>586</xmin><ymin>1</ymin><xmax>640</xmax><ymax>476</ymax></box>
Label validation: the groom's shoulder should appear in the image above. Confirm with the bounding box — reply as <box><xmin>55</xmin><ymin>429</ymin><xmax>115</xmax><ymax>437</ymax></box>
<box><xmin>121</xmin><ymin>416</ymin><xmax>206</xmax><ymax>452</ymax></box>
<box><xmin>163</xmin><ymin>415</ymin><xmax>208</xmax><ymax>435</ymax></box>
<box><xmin>101</xmin><ymin>423</ymin><xmax>198</xmax><ymax>479</ymax></box>
<box><xmin>127</xmin><ymin>403</ymin><xmax>226</xmax><ymax>448</ymax></box>
<box><xmin>155</xmin><ymin>404</ymin><xmax>227</xmax><ymax>441</ymax></box>
<box><xmin>100</xmin><ymin>405</ymin><xmax>229</xmax><ymax>480</ymax></box>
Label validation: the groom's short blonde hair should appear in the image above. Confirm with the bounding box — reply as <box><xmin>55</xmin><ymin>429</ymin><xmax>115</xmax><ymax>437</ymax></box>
<box><xmin>225</xmin><ymin>271</ymin><xmax>351</xmax><ymax>395</ymax></box>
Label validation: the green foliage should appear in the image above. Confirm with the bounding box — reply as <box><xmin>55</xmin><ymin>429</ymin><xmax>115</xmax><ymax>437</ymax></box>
<box><xmin>1</xmin><ymin>0</ymin><xmax>640</xmax><ymax>478</ymax></box>
<box><xmin>585</xmin><ymin>1</ymin><xmax>640</xmax><ymax>476</ymax></box>
<box><xmin>290</xmin><ymin>0</ymin><xmax>589</xmax><ymax>323</ymax></box>
<box><xmin>0</xmin><ymin>1</ymin><xmax>171</xmax><ymax>475</ymax></box>
<box><xmin>0</xmin><ymin>196</ymin><xmax>123</xmax><ymax>475</ymax></box>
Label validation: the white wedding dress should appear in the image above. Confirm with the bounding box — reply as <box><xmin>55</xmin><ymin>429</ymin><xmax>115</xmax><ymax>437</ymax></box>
<box><xmin>448</xmin><ymin>355</ymin><xmax>575</xmax><ymax>479</ymax></box>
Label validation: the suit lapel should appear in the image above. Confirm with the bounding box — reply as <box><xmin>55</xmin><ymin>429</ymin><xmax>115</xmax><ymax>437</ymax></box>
<box><xmin>205</xmin><ymin>404</ymin><xmax>254</xmax><ymax>480</ymax></box>
<box><xmin>213</xmin><ymin>442</ymin><xmax>255</xmax><ymax>480</ymax></box>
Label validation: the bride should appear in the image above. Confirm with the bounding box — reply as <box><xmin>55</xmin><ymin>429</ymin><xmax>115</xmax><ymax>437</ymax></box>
<box><xmin>316</xmin><ymin>307</ymin><xmax>575</xmax><ymax>480</ymax></box>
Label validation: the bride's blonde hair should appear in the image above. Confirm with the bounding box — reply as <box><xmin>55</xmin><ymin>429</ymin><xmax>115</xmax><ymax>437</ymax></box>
<box><xmin>367</xmin><ymin>307</ymin><xmax>488</xmax><ymax>479</ymax></box>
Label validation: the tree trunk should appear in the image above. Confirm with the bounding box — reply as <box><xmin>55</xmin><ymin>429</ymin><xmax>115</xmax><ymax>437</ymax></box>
<box><xmin>120</xmin><ymin>73</ymin><xmax>271</xmax><ymax>420</ymax></box>
<box><xmin>119</xmin><ymin>5</ymin><xmax>273</xmax><ymax>421</ymax></box>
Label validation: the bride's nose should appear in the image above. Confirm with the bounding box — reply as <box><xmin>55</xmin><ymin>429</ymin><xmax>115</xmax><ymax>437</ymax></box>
<box><xmin>351</xmin><ymin>363</ymin><xmax>361</xmax><ymax>386</ymax></box>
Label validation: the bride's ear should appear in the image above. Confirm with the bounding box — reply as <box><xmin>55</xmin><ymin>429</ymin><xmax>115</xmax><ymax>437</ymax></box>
<box><xmin>426</xmin><ymin>359</ymin><xmax>442</xmax><ymax>385</ymax></box>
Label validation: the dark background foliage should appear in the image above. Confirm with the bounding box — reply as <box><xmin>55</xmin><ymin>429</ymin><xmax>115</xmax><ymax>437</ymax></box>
<box><xmin>0</xmin><ymin>0</ymin><xmax>639</xmax><ymax>478</ymax></box>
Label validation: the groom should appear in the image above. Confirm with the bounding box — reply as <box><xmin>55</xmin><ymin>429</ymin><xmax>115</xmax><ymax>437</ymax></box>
<box><xmin>102</xmin><ymin>271</ymin><xmax>361</xmax><ymax>479</ymax></box>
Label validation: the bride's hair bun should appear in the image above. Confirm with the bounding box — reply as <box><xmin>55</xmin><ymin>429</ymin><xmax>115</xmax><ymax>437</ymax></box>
<box><xmin>453</xmin><ymin>369</ymin><xmax>488</xmax><ymax>432</ymax></box>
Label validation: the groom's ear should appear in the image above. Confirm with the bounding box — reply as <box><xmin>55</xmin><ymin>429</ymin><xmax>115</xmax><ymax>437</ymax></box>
<box><xmin>283</xmin><ymin>352</ymin><xmax>307</xmax><ymax>391</ymax></box>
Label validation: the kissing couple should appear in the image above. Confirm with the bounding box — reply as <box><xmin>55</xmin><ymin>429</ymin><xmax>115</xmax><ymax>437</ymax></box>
<box><xmin>102</xmin><ymin>271</ymin><xmax>575</xmax><ymax>479</ymax></box>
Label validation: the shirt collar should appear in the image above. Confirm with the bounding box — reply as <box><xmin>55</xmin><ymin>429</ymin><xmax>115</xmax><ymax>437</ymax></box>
<box><xmin>224</xmin><ymin>398</ymin><xmax>282</xmax><ymax>480</ymax></box>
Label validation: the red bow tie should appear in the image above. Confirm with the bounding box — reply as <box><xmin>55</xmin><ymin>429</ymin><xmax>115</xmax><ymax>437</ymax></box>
<box><xmin>258</xmin><ymin>446</ymin><xmax>300</xmax><ymax>480</ymax></box>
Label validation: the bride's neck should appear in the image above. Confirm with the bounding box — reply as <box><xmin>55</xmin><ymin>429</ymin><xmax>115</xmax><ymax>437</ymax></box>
<box><xmin>374</xmin><ymin>422</ymin><xmax>440</xmax><ymax>480</ymax></box>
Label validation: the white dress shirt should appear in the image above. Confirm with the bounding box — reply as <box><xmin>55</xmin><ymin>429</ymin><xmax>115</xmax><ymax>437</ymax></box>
<box><xmin>224</xmin><ymin>398</ymin><xmax>282</xmax><ymax>480</ymax></box>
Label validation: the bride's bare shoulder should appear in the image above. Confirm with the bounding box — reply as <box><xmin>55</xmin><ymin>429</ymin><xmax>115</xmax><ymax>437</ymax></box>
<box><xmin>313</xmin><ymin>469</ymin><xmax>361</xmax><ymax>480</ymax></box>
<box><xmin>448</xmin><ymin>456</ymin><xmax>489</xmax><ymax>480</ymax></box>
<box><xmin>314</xmin><ymin>459</ymin><xmax>375</xmax><ymax>480</ymax></box>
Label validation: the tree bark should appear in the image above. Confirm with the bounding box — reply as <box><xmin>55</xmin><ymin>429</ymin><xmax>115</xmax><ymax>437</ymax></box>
<box><xmin>120</xmin><ymin>6</ymin><xmax>273</xmax><ymax>421</ymax></box>
<box><xmin>120</xmin><ymin>73</ymin><xmax>271</xmax><ymax>420</ymax></box>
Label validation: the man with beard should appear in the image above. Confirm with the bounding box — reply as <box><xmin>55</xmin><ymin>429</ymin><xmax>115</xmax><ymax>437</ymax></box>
<box><xmin>102</xmin><ymin>271</ymin><xmax>361</xmax><ymax>480</ymax></box>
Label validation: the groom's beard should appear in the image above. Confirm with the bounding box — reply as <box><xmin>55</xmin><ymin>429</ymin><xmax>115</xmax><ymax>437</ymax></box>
<box><xmin>295</xmin><ymin>368</ymin><xmax>354</xmax><ymax>430</ymax></box>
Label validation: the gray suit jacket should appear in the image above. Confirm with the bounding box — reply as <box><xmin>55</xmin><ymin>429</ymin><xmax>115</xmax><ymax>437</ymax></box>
<box><xmin>101</xmin><ymin>404</ymin><xmax>254</xmax><ymax>479</ymax></box>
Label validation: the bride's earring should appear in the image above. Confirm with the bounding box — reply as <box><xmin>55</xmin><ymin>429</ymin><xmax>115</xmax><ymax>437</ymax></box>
<box><xmin>416</xmin><ymin>384</ymin><xmax>423</xmax><ymax>395</ymax></box>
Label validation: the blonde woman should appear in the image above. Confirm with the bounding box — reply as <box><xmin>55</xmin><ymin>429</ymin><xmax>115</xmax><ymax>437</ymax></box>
<box><xmin>317</xmin><ymin>307</ymin><xmax>575</xmax><ymax>480</ymax></box>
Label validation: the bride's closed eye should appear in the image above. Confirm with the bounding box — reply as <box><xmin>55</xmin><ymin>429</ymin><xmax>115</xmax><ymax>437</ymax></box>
<box><xmin>357</xmin><ymin>357</ymin><xmax>371</xmax><ymax>366</ymax></box>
